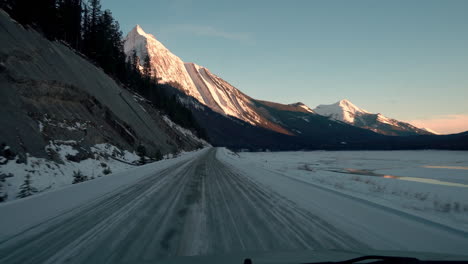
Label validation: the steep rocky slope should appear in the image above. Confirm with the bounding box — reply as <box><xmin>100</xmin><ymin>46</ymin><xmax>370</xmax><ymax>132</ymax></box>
<box><xmin>0</xmin><ymin>11</ymin><xmax>207</xmax><ymax>202</ymax></box>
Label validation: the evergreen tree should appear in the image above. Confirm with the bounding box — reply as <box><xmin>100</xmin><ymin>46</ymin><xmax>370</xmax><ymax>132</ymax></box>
<box><xmin>17</xmin><ymin>174</ymin><xmax>38</xmax><ymax>199</ymax></box>
<box><xmin>143</xmin><ymin>54</ymin><xmax>151</xmax><ymax>78</ymax></box>
<box><xmin>96</xmin><ymin>10</ymin><xmax>125</xmax><ymax>76</ymax></box>
<box><xmin>82</xmin><ymin>4</ymin><xmax>89</xmax><ymax>39</ymax></box>
<box><xmin>0</xmin><ymin>175</ymin><xmax>7</xmax><ymax>202</ymax></box>
<box><xmin>131</xmin><ymin>49</ymin><xmax>139</xmax><ymax>68</ymax></box>
<box><xmin>40</xmin><ymin>0</ymin><xmax>59</xmax><ymax>39</ymax></box>
<box><xmin>83</xmin><ymin>0</ymin><xmax>101</xmax><ymax>58</ymax></box>
<box><xmin>57</xmin><ymin>0</ymin><xmax>82</xmax><ymax>49</ymax></box>
<box><xmin>136</xmin><ymin>144</ymin><xmax>146</xmax><ymax>165</ymax></box>
<box><xmin>72</xmin><ymin>170</ymin><xmax>88</xmax><ymax>184</ymax></box>
<box><xmin>89</xmin><ymin>0</ymin><xmax>101</xmax><ymax>30</ymax></box>
<box><xmin>154</xmin><ymin>149</ymin><xmax>163</xmax><ymax>161</ymax></box>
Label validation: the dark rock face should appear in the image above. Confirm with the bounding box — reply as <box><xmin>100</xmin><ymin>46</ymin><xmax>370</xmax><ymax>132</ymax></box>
<box><xmin>0</xmin><ymin>10</ymin><xmax>205</xmax><ymax>159</ymax></box>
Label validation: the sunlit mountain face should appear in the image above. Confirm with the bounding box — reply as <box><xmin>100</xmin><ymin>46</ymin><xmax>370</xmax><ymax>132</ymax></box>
<box><xmin>124</xmin><ymin>25</ymin><xmax>432</xmax><ymax>138</ymax></box>
<box><xmin>314</xmin><ymin>99</ymin><xmax>434</xmax><ymax>136</ymax></box>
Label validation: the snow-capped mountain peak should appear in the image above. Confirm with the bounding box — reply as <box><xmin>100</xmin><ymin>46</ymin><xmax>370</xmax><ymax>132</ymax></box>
<box><xmin>313</xmin><ymin>99</ymin><xmax>433</xmax><ymax>136</ymax></box>
<box><xmin>124</xmin><ymin>26</ymin><xmax>265</xmax><ymax>127</ymax></box>
<box><xmin>338</xmin><ymin>99</ymin><xmax>370</xmax><ymax>114</ymax></box>
<box><xmin>124</xmin><ymin>25</ymin><xmax>204</xmax><ymax>102</ymax></box>
<box><xmin>314</xmin><ymin>99</ymin><xmax>369</xmax><ymax>123</ymax></box>
<box><xmin>134</xmin><ymin>24</ymin><xmax>146</xmax><ymax>35</ymax></box>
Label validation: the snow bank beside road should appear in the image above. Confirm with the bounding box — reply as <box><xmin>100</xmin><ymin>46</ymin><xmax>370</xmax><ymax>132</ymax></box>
<box><xmin>1</xmin><ymin>142</ymin><xmax>140</xmax><ymax>203</ymax></box>
<box><xmin>0</xmin><ymin>148</ymin><xmax>208</xmax><ymax>240</ymax></box>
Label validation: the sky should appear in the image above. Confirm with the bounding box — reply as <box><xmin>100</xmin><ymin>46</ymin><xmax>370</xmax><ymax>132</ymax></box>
<box><xmin>101</xmin><ymin>0</ymin><xmax>468</xmax><ymax>134</ymax></box>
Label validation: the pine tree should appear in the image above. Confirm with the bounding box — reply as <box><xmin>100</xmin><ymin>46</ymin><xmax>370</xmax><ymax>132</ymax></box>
<box><xmin>72</xmin><ymin>170</ymin><xmax>88</xmax><ymax>184</ymax></box>
<box><xmin>131</xmin><ymin>50</ymin><xmax>139</xmax><ymax>68</ymax></box>
<box><xmin>143</xmin><ymin>54</ymin><xmax>151</xmax><ymax>78</ymax></box>
<box><xmin>0</xmin><ymin>175</ymin><xmax>8</xmax><ymax>202</ymax></box>
<box><xmin>40</xmin><ymin>0</ymin><xmax>59</xmax><ymax>39</ymax></box>
<box><xmin>57</xmin><ymin>0</ymin><xmax>82</xmax><ymax>49</ymax></box>
<box><xmin>83</xmin><ymin>0</ymin><xmax>102</xmax><ymax>58</ymax></box>
<box><xmin>82</xmin><ymin>4</ymin><xmax>89</xmax><ymax>38</ymax></box>
<box><xmin>17</xmin><ymin>174</ymin><xmax>38</xmax><ymax>199</ymax></box>
<box><xmin>136</xmin><ymin>145</ymin><xmax>146</xmax><ymax>165</ymax></box>
<box><xmin>89</xmin><ymin>0</ymin><xmax>101</xmax><ymax>30</ymax></box>
<box><xmin>155</xmin><ymin>149</ymin><xmax>163</xmax><ymax>161</ymax></box>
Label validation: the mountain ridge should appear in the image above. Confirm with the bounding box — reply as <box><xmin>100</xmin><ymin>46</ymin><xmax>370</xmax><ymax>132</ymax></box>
<box><xmin>124</xmin><ymin>25</ymin><xmax>432</xmax><ymax>137</ymax></box>
<box><xmin>313</xmin><ymin>99</ymin><xmax>433</xmax><ymax>136</ymax></box>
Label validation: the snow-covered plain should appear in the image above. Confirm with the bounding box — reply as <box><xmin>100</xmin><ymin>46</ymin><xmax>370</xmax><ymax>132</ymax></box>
<box><xmin>226</xmin><ymin>150</ymin><xmax>468</xmax><ymax>232</ymax></box>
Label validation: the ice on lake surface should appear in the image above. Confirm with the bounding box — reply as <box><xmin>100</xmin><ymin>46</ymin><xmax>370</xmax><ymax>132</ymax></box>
<box><xmin>336</xmin><ymin>167</ymin><xmax>468</xmax><ymax>188</ymax></box>
<box><xmin>422</xmin><ymin>165</ymin><xmax>468</xmax><ymax>170</ymax></box>
<box><xmin>238</xmin><ymin>150</ymin><xmax>468</xmax><ymax>232</ymax></box>
<box><xmin>272</xmin><ymin>150</ymin><xmax>468</xmax><ymax>185</ymax></box>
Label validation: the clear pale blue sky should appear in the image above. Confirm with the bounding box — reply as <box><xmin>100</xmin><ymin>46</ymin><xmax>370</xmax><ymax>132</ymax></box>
<box><xmin>102</xmin><ymin>0</ymin><xmax>468</xmax><ymax>131</ymax></box>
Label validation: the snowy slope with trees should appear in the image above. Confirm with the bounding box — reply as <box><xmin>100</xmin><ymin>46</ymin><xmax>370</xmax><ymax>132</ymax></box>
<box><xmin>0</xmin><ymin>5</ymin><xmax>208</xmax><ymax>202</ymax></box>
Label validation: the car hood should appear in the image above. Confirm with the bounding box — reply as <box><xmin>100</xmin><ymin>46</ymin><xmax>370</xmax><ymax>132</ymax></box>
<box><xmin>129</xmin><ymin>249</ymin><xmax>468</xmax><ymax>264</ymax></box>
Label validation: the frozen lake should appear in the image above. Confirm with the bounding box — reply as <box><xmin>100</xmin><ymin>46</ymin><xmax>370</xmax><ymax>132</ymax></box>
<box><xmin>236</xmin><ymin>150</ymin><xmax>468</xmax><ymax>232</ymax></box>
<box><xmin>239</xmin><ymin>150</ymin><xmax>468</xmax><ymax>185</ymax></box>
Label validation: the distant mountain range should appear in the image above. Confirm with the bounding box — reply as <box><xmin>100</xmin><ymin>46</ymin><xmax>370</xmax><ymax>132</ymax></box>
<box><xmin>314</xmin><ymin>99</ymin><xmax>434</xmax><ymax>136</ymax></box>
<box><xmin>124</xmin><ymin>25</ymin><xmax>467</xmax><ymax>150</ymax></box>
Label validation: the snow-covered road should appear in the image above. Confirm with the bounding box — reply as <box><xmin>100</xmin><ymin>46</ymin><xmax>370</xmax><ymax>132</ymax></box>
<box><xmin>0</xmin><ymin>148</ymin><xmax>467</xmax><ymax>263</ymax></box>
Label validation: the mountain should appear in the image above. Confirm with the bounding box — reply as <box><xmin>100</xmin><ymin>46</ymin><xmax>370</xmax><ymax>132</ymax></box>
<box><xmin>124</xmin><ymin>25</ymin><xmax>202</xmax><ymax>101</ymax></box>
<box><xmin>0</xmin><ymin>11</ymin><xmax>207</xmax><ymax>202</ymax></box>
<box><xmin>124</xmin><ymin>26</ymin><xmax>285</xmax><ymax>133</ymax></box>
<box><xmin>123</xmin><ymin>25</ymin><xmax>467</xmax><ymax>150</ymax></box>
<box><xmin>314</xmin><ymin>99</ymin><xmax>433</xmax><ymax>136</ymax></box>
<box><xmin>123</xmin><ymin>25</ymin><xmax>361</xmax><ymax>137</ymax></box>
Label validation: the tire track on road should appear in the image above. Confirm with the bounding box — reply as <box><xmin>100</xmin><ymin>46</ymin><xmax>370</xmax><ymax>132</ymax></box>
<box><xmin>0</xmin><ymin>148</ymin><xmax>372</xmax><ymax>264</ymax></box>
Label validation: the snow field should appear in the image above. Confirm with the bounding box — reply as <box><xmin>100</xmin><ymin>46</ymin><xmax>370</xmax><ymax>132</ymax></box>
<box><xmin>220</xmin><ymin>149</ymin><xmax>468</xmax><ymax>232</ymax></box>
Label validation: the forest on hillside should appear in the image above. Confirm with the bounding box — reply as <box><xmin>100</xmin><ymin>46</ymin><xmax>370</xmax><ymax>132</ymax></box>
<box><xmin>0</xmin><ymin>0</ymin><xmax>206</xmax><ymax>139</ymax></box>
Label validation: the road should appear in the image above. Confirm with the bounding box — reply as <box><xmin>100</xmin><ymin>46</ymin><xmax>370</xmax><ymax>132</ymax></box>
<box><xmin>0</xmin><ymin>148</ymin><xmax>467</xmax><ymax>263</ymax></box>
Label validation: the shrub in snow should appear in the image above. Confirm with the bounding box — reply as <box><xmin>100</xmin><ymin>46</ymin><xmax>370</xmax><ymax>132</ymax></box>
<box><xmin>172</xmin><ymin>149</ymin><xmax>180</xmax><ymax>158</ymax></box>
<box><xmin>17</xmin><ymin>174</ymin><xmax>38</xmax><ymax>199</ymax></box>
<box><xmin>72</xmin><ymin>170</ymin><xmax>88</xmax><ymax>184</ymax></box>
<box><xmin>136</xmin><ymin>145</ymin><xmax>146</xmax><ymax>165</ymax></box>
<box><xmin>1</xmin><ymin>143</ymin><xmax>15</xmax><ymax>161</ymax></box>
<box><xmin>155</xmin><ymin>149</ymin><xmax>163</xmax><ymax>161</ymax></box>
<box><xmin>102</xmin><ymin>167</ymin><xmax>112</xmax><ymax>175</ymax></box>
<box><xmin>0</xmin><ymin>175</ymin><xmax>8</xmax><ymax>202</ymax></box>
